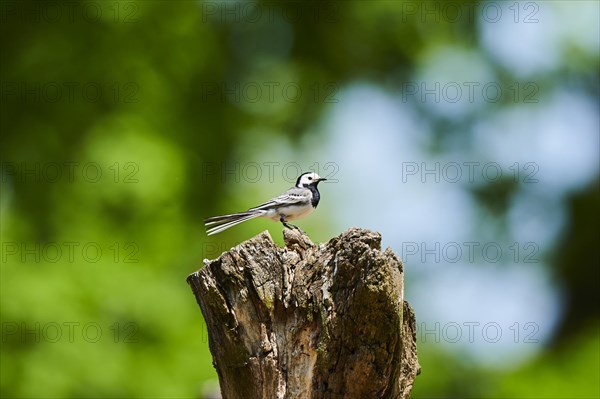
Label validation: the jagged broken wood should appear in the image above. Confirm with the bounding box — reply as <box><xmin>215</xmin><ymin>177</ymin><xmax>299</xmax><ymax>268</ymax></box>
<box><xmin>187</xmin><ymin>228</ymin><xmax>420</xmax><ymax>399</ymax></box>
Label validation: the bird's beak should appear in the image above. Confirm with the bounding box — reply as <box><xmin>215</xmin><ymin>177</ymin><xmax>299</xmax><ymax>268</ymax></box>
<box><xmin>318</xmin><ymin>178</ymin><xmax>327</xmax><ymax>182</ymax></box>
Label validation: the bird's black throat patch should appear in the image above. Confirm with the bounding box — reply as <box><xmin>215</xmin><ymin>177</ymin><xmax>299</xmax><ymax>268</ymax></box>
<box><xmin>307</xmin><ymin>185</ymin><xmax>321</xmax><ymax>208</ymax></box>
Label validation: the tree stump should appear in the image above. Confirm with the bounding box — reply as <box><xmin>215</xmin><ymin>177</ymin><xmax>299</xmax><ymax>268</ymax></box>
<box><xmin>187</xmin><ymin>228</ymin><xmax>420</xmax><ymax>399</ymax></box>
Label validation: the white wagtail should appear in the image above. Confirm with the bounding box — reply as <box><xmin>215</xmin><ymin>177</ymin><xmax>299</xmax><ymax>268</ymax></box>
<box><xmin>205</xmin><ymin>172</ymin><xmax>327</xmax><ymax>235</ymax></box>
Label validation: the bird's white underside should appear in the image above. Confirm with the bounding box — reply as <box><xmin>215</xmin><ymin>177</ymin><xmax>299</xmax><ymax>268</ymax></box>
<box><xmin>260</xmin><ymin>202</ymin><xmax>315</xmax><ymax>221</ymax></box>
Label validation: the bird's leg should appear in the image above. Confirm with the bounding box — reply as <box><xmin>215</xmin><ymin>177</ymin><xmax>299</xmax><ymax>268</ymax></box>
<box><xmin>280</xmin><ymin>215</ymin><xmax>305</xmax><ymax>234</ymax></box>
<box><xmin>279</xmin><ymin>214</ymin><xmax>295</xmax><ymax>229</ymax></box>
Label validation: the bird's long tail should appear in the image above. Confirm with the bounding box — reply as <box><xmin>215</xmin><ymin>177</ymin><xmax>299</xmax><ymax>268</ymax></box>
<box><xmin>205</xmin><ymin>211</ymin><xmax>262</xmax><ymax>235</ymax></box>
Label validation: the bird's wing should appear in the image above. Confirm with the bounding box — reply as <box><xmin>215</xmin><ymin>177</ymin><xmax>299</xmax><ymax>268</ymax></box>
<box><xmin>248</xmin><ymin>187</ymin><xmax>310</xmax><ymax>211</ymax></box>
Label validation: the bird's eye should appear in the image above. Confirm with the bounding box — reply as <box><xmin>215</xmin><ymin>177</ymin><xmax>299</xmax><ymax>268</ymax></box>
<box><xmin>308</xmin><ymin>177</ymin><xmax>313</xmax><ymax>180</ymax></box>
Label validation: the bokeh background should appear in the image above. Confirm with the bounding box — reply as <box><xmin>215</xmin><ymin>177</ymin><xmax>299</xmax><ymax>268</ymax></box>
<box><xmin>1</xmin><ymin>1</ymin><xmax>598</xmax><ymax>398</ymax></box>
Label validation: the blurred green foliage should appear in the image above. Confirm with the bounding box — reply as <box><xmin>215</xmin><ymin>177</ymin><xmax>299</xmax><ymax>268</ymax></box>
<box><xmin>1</xmin><ymin>1</ymin><xmax>598</xmax><ymax>398</ymax></box>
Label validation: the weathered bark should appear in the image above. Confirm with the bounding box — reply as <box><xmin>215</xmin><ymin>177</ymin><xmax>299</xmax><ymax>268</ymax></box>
<box><xmin>187</xmin><ymin>228</ymin><xmax>420</xmax><ymax>399</ymax></box>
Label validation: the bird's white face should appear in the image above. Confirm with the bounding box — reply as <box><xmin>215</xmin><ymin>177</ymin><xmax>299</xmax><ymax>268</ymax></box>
<box><xmin>296</xmin><ymin>172</ymin><xmax>325</xmax><ymax>188</ymax></box>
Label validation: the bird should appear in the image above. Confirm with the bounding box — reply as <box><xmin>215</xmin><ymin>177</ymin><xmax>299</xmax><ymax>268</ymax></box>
<box><xmin>205</xmin><ymin>171</ymin><xmax>327</xmax><ymax>236</ymax></box>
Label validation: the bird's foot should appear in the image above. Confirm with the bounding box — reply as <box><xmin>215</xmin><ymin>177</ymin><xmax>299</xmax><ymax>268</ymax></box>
<box><xmin>282</xmin><ymin>221</ymin><xmax>305</xmax><ymax>235</ymax></box>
